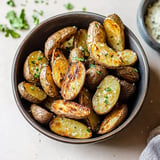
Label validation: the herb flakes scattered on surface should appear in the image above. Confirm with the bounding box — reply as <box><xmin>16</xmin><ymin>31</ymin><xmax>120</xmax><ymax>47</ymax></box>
<box><xmin>73</xmin><ymin>57</ymin><xmax>85</xmax><ymax>62</ymax></box>
<box><xmin>64</xmin><ymin>3</ymin><xmax>74</xmax><ymax>10</ymax></box>
<box><xmin>82</xmin><ymin>7</ymin><xmax>86</xmax><ymax>12</ymax></box>
<box><xmin>89</xmin><ymin>64</ymin><xmax>96</xmax><ymax>68</ymax></box>
<box><xmin>7</xmin><ymin>0</ymin><xmax>15</xmax><ymax>7</ymax></box>
<box><xmin>32</xmin><ymin>15</ymin><xmax>39</xmax><ymax>25</ymax></box>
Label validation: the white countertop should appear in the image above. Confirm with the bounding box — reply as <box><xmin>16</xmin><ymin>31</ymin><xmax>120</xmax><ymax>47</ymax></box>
<box><xmin>0</xmin><ymin>0</ymin><xmax>160</xmax><ymax>160</ymax></box>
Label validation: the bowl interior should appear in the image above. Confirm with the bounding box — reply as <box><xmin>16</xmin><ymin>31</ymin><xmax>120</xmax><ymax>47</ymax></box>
<box><xmin>137</xmin><ymin>0</ymin><xmax>160</xmax><ymax>51</ymax></box>
<box><xmin>12</xmin><ymin>12</ymin><xmax>149</xmax><ymax>144</ymax></box>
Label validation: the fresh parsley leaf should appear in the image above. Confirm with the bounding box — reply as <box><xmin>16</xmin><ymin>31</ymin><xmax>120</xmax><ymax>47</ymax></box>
<box><xmin>89</xmin><ymin>64</ymin><xmax>96</xmax><ymax>68</ymax></box>
<box><xmin>64</xmin><ymin>3</ymin><xmax>74</xmax><ymax>10</ymax></box>
<box><xmin>86</xmin><ymin>129</ymin><xmax>90</xmax><ymax>132</ymax></box>
<box><xmin>73</xmin><ymin>57</ymin><xmax>85</xmax><ymax>62</ymax></box>
<box><xmin>30</xmin><ymin>86</ymin><xmax>35</xmax><ymax>90</ymax></box>
<box><xmin>105</xmin><ymin>95</ymin><xmax>108</xmax><ymax>99</ymax></box>
<box><xmin>7</xmin><ymin>0</ymin><xmax>15</xmax><ymax>7</ymax></box>
<box><xmin>37</xmin><ymin>56</ymin><xmax>43</xmax><ymax>60</ymax></box>
<box><xmin>82</xmin><ymin>7</ymin><xmax>86</xmax><ymax>12</ymax></box>
<box><xmin>104</xmin><ymin>99</ymin><xmax>108</xmax><ymax>104</ymax></box>
<box><xmin>96</xmin><ymin>71</ymin><xmax>102</xmax><ymax>75</ymax></box>
<box><xmin>97</xmin><ymin>85</ymin><xmax>100</xmax><ymax>89</ymax></box>
<box><xmin>134</xmin><ymin>68</ymin><xmax>138</xmax><ymax>72</ymax></box>
<box><xmin>95</xmin><ymin>23</ymin><xmax>98</xmax><ymax>27</ymax></box>
<box><xmin>104</xmin><ymin>52</ymin><xmax>108</xmax><ymax>56</ymax></box>
<box><xmin>105</xmin><ymin>87</ymin><xmax>111</xmax><ymax>92</ymax></box>
<box><xmin>32</xmin><ymin>15</ymin><xmax>39</xmax><ymax>25</ymax></box>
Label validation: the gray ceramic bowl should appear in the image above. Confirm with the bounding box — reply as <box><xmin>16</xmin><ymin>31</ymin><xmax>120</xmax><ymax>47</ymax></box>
<box><xmin>137</xmin><ymin>0</ymin><xmax>160</xmax><ymax>51</ymax></box>
<box><xmin>12</xmin><ymin>11</ymin><xmax>149</xmax><ymax>144</ymax></box>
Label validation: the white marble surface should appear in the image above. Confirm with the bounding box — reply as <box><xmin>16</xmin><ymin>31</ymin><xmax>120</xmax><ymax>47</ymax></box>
<box><xmin>0</xmin><ymin>0</ymin><xmax>160</xmax><ymax>160</ymax></box>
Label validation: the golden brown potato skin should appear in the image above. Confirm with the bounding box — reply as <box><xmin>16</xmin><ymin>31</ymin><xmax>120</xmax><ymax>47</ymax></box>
<box><xmin>104</xmin><ymin>14</ymin><xmax>125</xmax><ymax>51</ymax></box>
<box><xmin>40</xmin><ymin>66</ymin><xmax>59</xmax><ymax>98</ymax></box>
<box><xmin>85</xmin><ymin>65</ymin><xmax>108</xmax><ymax>91</ymax></box>
<box><xmin>45</xmin><ymin>26</ymin><xmax>77</xmax><ymax>59</ymax></box>
<box><xmin>87</xmin><ymin>21</ymin><xmax>106</xmax><ymax>52</ymax></box>
<box><xmin>68</xmin><ymin>48</ymin><xmax>84</xmax><ymax>63</ymax></box>
<box><xmin>79</xmin><ymin>88</ymin><xmax>100</xmax><ymax>131</ymax></box>
<box><xmin>119</xmin><ymin>80</ymin><xmax>136</xmax><ymax>102</ymax></box>
<box><xmin>98</xmin><ymin>104</ymin><xmax>128</xmax><ymax>134</ymax></box>
<box><xmin>51</xmin><ymin>100</ymin><xmax>90</xmax><ymax>119</ymax></box>
<box><xmin>74</xmin><ymin>29</ymin><xmax>89</xmax><ymax>57</ymax></box>
<box><xmin>116</xmin><ymin>67</ymin><xmax>139</xmax><ymax>83</ymax></box>
<box><xmin>23</xmin><ymin>51</ymin><xmax>48</xmax><ymax>84</ymax></box>
<box><xmin>18</xmin><ymin>82</ymin><xmax>47</xmax><ymax>103</ymax></box>
<box><xmin>31</xmin><ymin>104</ymin><xmax>53</xmax><ymax>124</ymax></box>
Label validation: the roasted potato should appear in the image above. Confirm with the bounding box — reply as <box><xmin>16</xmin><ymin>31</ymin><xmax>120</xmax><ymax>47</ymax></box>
<box><xmin>40</xmin><ymin>66</ymin><xmax>59</xmax><ymax>98</ymax></box>
<box><xmin>49</xmin><ymin>116</ymin><xmax>92</xmax><ymax>139</ymax></box>
<box><xmin>23</xmin><ymin>51</ymin><xmax>48</xmax><ymax>84</ymax></box>
<box><xmin>92</xmin><ymin>75</ymin><xmax>120</xmax><ymax>115</ymax></box>
<box><xmin>51</xmin><ymin>100</ymin><xmax>90</xmax><ymax>119</ymax></box>
<box><xmin>91</xmin><ymin>42</ymin><xmax>122</xmax><ymax>69</ymax></box>
<box><xmin>87</xmin><ymin>21</ymin><xmax>106</xmax><ymax>52</ymax></box>
<box><xmin>45</xmin><ymin>26</ymin><xmax>77</xmax><ymax>59</ymax></box>
<box><xmin>74</xmin><ymin>29</ymin><xmax>89</xmax><ymax>57</ymax></box>
<box><xmin>42</xmin><ymin>95</ymin><xmax>61</xmax><ymax>111</ymax></box>
<box><xmin>18</xmin><ymin>82</ymin><xmax>47</xmax><ymax>103</ymax></box>
<box><xmin>104</xmin><ymin>14</ymin><xmax>125</xmax><ymax>51</ymax></box>
<box><xmin>61</xmin><ymin>62</ymin><xmax>86</xmax><ymax>100</ymax></box>
<box><xmin>119</xmin><ymin>80</ymin><xmax>136</xmax><ymax>102</ymax></box>
<box><xmin>30</xmin><ymin>104</ymin><xmax>53</xmax><ymax>124</ymax></box>
<box><xmin>60</xmin><ymin>36</ymin><xmax>74</xmax><ymax>49</ymax></box>
<box><xmin>85</xmin><ymin>56</ymin><xmax>96</xmax><ymax>69</ymax></box>
<box><xmin>52</xmin><ymin>57</ymin><xmax>69</xmax><ymax>88</ymax></box>
<box><xmin>85</xmin><ymin>65</ymin><xmax>108</xmax><ymax>91</ymax></box>
<box><xmin>68</xmin><ymin>48</ymin><xmax>84</xmax><ymax>63</ymax></box>
<box><xmin>79</xmin><ymin>88</ymin><xmax>100</xmax><ymax>131</ymax></box>
<box><xmin>116</xmin><ymin>66</ymin><xmax>139</xmax><ymax>83</ymax></box>
<box><xmin>98</xmin><ymin>104</ymin><xmax>128</xmax><ymax>134</ymax></box>
<box><xmin>118</xmin><ymin>49</ymin><xmax>137</xmax><ymax>66</ymax></box>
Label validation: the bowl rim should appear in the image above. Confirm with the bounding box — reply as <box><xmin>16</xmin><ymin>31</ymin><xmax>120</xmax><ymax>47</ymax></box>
<box><xmin>11</xmin><ymin>11</ymin><xmax>149</xmax><ymax>144</ymax></box>
<box><xmin>137</xmin><ymin>0</ymin><xmax>160</xmax><ymax>51</ymax></box>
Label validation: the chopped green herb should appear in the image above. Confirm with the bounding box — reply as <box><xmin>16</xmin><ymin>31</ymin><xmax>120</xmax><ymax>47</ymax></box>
<box><xmin>96</xmin><ymin>71</ymin><xmax>102</xmax><ymax>75</ymax></box>
<box><xmin>73</xmin><ymin>57</ymin><xmax>85</xmax><ymax>62</ymax></box>
<box><xmin>104</xmin><ymin>99</ymin><xmax>108</xmax><ymax>104</ymax></box>
<box><xmin>97</xmin><ymin>86</ymin><xmax>100</xmax><ymax>89</ymax></box>
<box><xmin>46</xmin><ymin>2</ymin><xmax>49</xmax><ymax>5</ymax></box>
<box><xmin>104</xmin><ymin>52</ymin><xmax>108</xmax><ymax>56</ymax></box>
<box><xmin>34</xmin><ymin>70</ymin><xmax>40</xmax><ymax>78</ymax></box>
<box><xmin>32</xmin><ymin>15</ymin><xmax>39</xmax><ymax>25</ymax></box>
<box><xmin>110</xmin><ymin>55</ymin><xmax>113</xmax><ymax>58</ymax></box>
<box><xmin>82</xmin><ymin>7</ymin><xmax>86</xmax><ymax>12</ymax></box>
<box><xmin>67</xmin><ymin>42</ymin><xmax>71</xmax><ymax>45</ymax></box>
<box><xmin>86</xmin><ymin>128</ymin><xmax>90</xmax><ymax>132</ymax></box>
<box><xmin>88</xmin><ymin>35</ymin><xmax>90</xmax><ymax>37</ymax></box>
<box><xmin>64</xmin><ymin>3</ymin><xmax>74</xmax><ymax>10</ymax></box>
<box><xmin>39</xmin><ymin>10</ymin><xmax>44</xmax><ymax>16</ymax></box>
<box><xmin>37</xmin><ymin>56</ymin><xmax>43</xmax><ymax>60</ymax></box>
<box><xmin>34</xmin><ymin>0</ymin><xmax>39</xmax><ymax>3</ymax></box>
<box><xmin>105</xmin><ymin>87</ymin><xmax>111</xmax><ymax>92</ymax></box>
<box><xmin>36</xmin><ymin>67</ymin><xmax>39</xmax><ymax>71</ymax></box>
<box><xmin>6</xmin><ymin>9</ymin><xmax>29</xmax><ymax>30</ymax></box>
<box><xmin>95</xmin><ymin>23</ymin><xmax>98</xmax><ymax>27</ymax></box>
<box><xmin>89</xmin><ymin>64</ymin><xmax>96</xmax><ymax>68</ymax></box>
<box><xmin>105</xmin><ymin>95</ymin><xmax>108</xmax><ymax>99</ymax></box>
<box><xmin>134</xmin><ymin>68</ymin><xmax>138</xmax><ymax>72</ymax></box>
<box><xmin>84</xmin><ymin>47</ymin><xmax>89</xmax><ymax>53</ymax></box>
<box><xmin>7</xmin><ymin>0</ymin><xmax>15</xmax><ymax>7</ymax></box>
<box><xmin>31</xmin><ymin>60</ymin><xmax>35</xmax><ymax>64</ymax></box>
<box><xmin>41</xmin><ymin>0</ymin><xmax>44</xmax><ymax>3</ymax></box>
<box><xmin>117</xmin><ymin>39</ymin><xmax>121</xmax><ymax>45</ymax></box>
<box><xmin>30</xmin><ymin>86</ymin><xmax>34</xmax><ymax>90</ymax></box>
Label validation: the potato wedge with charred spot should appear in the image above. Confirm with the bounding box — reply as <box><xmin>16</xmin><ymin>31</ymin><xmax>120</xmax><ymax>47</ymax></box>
<box><xmin>18</xmin><ymin>82</ymin><xmax>47</xmax><ymax>103</ymax></box>
<box><xmin>40</xmin><ymin>66</ymin><xmax>59</xmax><ymax>98</ymax></box>
<box><xmin>52</xmin><ymin>57</ymin><xmax>69</xmax><ymax>88</ymax></box>
<box><xmin>69</xmin><ymin>48</ymin><xmax>84</xmax><ymax>64</ymax></box>
<box><xmin>31</xmin><ymin>104</ymin><xmax>53</xmax><ymax>124</ymax></box>
<box><xmin>49</xmin><ymin>116</ymin><xmax>92</xmax><ymax>139</ymax></box>
<box><xmin>104</xmin><ymin>14</ymin><xmax>125</xmax><ymax>51</ymax></box>
<box><xmin>118</xmin><ymin>49</ymin><xmax>137</xmax><ymax>66</ymax></box>
<box><xmin>45</xmin><ymin>26</ymin><xmax>77</xmax><ymax>59</ymax></box>
<box><xmin>98</xmin><ymin>104</ymin><xmax>128</xmax><ymax>134</ymax></box>
<box><xmin>74</xmin><ymin>29</ymin><xmax>89</xmax><ymax>57</ymax></box>
<box><xmin>87</xmin><ymin>21</ymin><xmax>106</xmax><ymax>52</ymax></box>
<box><xmin>79</xmin><ymin>88</ymin><xmax>100</xmax><ymax>131</ymax></box>
<box><xmin>23</xmin><ymin>51</ymin><xmax>48</xmax><ymax>84</ymax></box>
<box><xmin>51</xmin><ymin>100</ymin><xmax>90</xmax><ymax>119</ymax></box>
<box><xmin>60</xmin><ymin>36</ymin><xmax>74</xmax><ymax>50</ymax></box>
<box><xmin>91</xmin><ymin>42</ymin><xmax>122</xmax><ymax>69</ymax></box>
<box><xmin>92</xmin><ymin>75</ymin><xmax>120</xmax><ymax>115</ymax></box>
<box><xmin>61</xmin><ymin>62</ymin><xmax>86</xmax><ymax>100</ymax></box>
<box><xmin>116</xmin><ymin>66</ymin><xmax>139</xmax><ymax>83</ymax></box>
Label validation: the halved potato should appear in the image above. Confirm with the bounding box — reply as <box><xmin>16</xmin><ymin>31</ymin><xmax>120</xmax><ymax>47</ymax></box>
<box><xmin>92</xmin><ymin>75</ymin><xmax>120</xmax><ymax>115</ymax></box>
<box><xmin>49</xmin><ymin>116</ymin><xmax>92</xmax><ymax>139</ymax></box>
<box><xmin>61</xmin><ymin>62</ymin><xmax>86</xmax><ymax>100</ymax></box>
<box><xmin>104</xmin><ymin>14</ymin><xmax>125</xmax><ymax>51</ymax></box>
<box><xmin>79</xmin><ymin>88</ymin><xmax>100</xmax><ymax>131</ymax></box>
<box><xmin>18</xmin><ymin>82</ymin><xmax>47</xmax><ymax>103</ymax></box>
<box><xmin>61</xmin><ymin>36</ymin><xmax>74</xmax><ymax>49</ymax></box>
<box><xmin>91</xmin><ymin>42</ymin><xmax>122</xmax><ymax>69</ymax></box>
<box><xmin>52</xmin><ymin>57</ymin><xmax>69</xmax><ymax>88</ymax></box>
<box><xmin>74</xmin><ymin>29</ymin><xmax>89</xmax><ymax>57</ymax></box>
<box><xmin>45</xmin><ymin>26</ymin><xmax>77</xmax><ymax>59</ymax></box>
<box><xmin>31</xmin><ymin>104</ymin><xmax>53</xmax><ymax>124</ymax></box>
<box><xmin>116</xmin><ymin>66</ymin><xmax>139</xmax><ymax>83</ymax></box>
<box><xmin>118</xmin><ymin>49</ymin><xmax>137</xmax><ymax>66</ymax></box>
<box><xmin>51</xmin><ymin>100</ymin><xmax>90</xmax><ymax>119</ymax></box>
<box><xmin>87</xmin><ymin>21</ymin><xmax>106</xmax><ymax>52</ymax></box>
<box><xmin>98</xmin><ymin>104</ymin><xmax>128</xmax><ymax>134</ymax></box>
<box><xmin>23</xmin><ymin>51</ymin><xmax>48</xmax><ymax>84</ymax></box>
<box><xmin>68</xmin><ymin>48</ymin><xmax>84</xmax><ymax>64</ymax></box>
<box><xmin>40</xmin><ymin>66</ymin><xmax>59</xmax><ymax>98</ymax></box>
